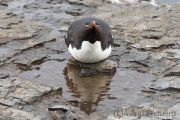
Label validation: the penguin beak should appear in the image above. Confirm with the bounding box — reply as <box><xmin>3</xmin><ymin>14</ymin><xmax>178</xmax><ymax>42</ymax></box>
<box><xmin>90</xmin><ymin>21</ymin><xmax>96</xmax><ymax>27</ymax></box>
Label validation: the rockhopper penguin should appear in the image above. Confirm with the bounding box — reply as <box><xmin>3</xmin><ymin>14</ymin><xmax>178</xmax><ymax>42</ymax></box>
<box><xmin>65</xmin><ymin>17</ymin><xmax>113</xmax><ymax>63</ymax></box>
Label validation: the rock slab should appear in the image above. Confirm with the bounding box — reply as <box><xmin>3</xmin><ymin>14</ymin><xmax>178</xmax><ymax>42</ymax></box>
<box><xmin>68</xmin><ymin>55</ymin><xmax>117</xmax><ymax>76</ymax></box>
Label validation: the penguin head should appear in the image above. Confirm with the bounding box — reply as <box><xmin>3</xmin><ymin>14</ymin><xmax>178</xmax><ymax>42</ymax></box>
<box><xmin>82</xmin><ymin>21</ymin><xmax>103</xmax><ymax>44</ymax></box>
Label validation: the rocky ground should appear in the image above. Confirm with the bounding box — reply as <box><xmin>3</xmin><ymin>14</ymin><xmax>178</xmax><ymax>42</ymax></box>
<box><xmin>0</xmin><ymin>0</ymin><xmax>180</xmax><ymax>120</ymax></box>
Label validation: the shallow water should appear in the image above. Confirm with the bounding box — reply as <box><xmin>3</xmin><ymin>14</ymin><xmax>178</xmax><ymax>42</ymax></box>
<box><xmin>19</xmin><ymin>52</ymin><xmax>155</xmax><ymax>114</ymax></box>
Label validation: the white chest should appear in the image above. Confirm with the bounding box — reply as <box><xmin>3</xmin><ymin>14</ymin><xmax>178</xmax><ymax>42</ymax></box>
<box><xmin>68</xmin><ymin>41</ymin><xmax>111</xmax><ymax>63</ymax></box>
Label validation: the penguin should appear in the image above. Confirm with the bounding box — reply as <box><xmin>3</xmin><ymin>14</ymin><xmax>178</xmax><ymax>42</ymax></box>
<box><xmin>65</xmin><ymin>17</ymin><xmax>113</xmax><ymax>63</ymax></box>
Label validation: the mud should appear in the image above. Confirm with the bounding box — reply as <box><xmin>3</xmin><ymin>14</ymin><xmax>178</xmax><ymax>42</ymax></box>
<box><xmin>0</xmin><ymin>0</ymin><xmax>180</xmax><ymax>119</ymax></box>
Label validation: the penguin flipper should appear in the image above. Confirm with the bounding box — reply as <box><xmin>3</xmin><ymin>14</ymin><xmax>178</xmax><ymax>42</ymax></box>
<box><xmin>64</xmin><ymin>35</ymin><xmax>68</xmax><ymax>46</ymax></box>
<box><xmin>65</xmin><ymin>29</ymin><xmax>75</xmax><ymax>48</ymax></box>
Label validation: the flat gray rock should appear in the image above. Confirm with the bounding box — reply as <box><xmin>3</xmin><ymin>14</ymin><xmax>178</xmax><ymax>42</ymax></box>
<box><xmin>169</xmin><ymin>103</ymin><xmax>180</xmax><ymax>119</ymax></box>
<box><xmin>131</xmin><ymin>37</ymin><xmax>178</xmax><ymax>50</ymax></box>
<box><xmin>68</xmin><ymin>55</ymin><xmax>117</xmax><ymax>76</ymax></box>
<box><xmin>0</xmin><ymin>10</ymin><xmax>55</xmax><ymax>64</ymax></box>
<box><xmin>66</xmin><ymin>96</ymin><xmax>84</xmax><ymax>103</ymax></box>
<box><xmin>79</xmin><ymin>68</ymin><xmax>100</xmax><ymax>77</ymax></box>
<box><xmin>0</xmin><ymin>77</ymin><xmax>52</xmax><ymax>104</ymax></box>
<box><xmin>0</xmin><ymin>73</ymin><xmax>9</xmax><ymax>79</ymax></box>
<box><xmin>67</xmin><ymin>0</ymin><xmax>102</xmax><ymax>6</ymax></box>
<box><xmin>150</xmin><ymin>77</ymin><xmax>180</xmax><ymax>90</ymax></box>
<box><xmin>120</xmin><ymin>51</ymin><xmax>148</xmax><ymax>62</ymax></box>
<box><xmin>63</xmin><ymin>110</ymin><xmax>78</xmax><ymax>120</ymax></box>
<box><xmin>164</xmin><ymin>65</ymin><xmax>180</xmax><ymax>77</ymax></box>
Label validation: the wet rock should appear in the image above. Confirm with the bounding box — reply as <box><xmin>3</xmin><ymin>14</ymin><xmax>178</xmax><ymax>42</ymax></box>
<box><xmin>152</xmin><ymin>100</ymin><xmax>174</xmax><ymax>110</ymax></box>
<box><xmin>21</xmin><ymin>105</ymin><xmax>49</xmax><ymax>119</ymax></box>
<box><xmin>120</xmin><ymin>51</ymin><xmax>148</xmax><ymax>62</ymax></box>
<box><xmin>150</xmin><ymin>77</ymin><xmax>180</xmax><ymax>90</ymax></box>
<box><xmin>63</xmin><ymin>110</ymin><xmax>78</xmax><ymax>120</ymax></box>
<box><xmin>66</xmin><ymin>96</ymin><xmax>84</xmax><ymax>103</ymax></box>
<box><xmin>141</xmin><ymin>21</ymin><xmax>167</xmax><ymax>39</ymax></box>
<box><xmin>13</xmin><ymin>49</ymin><xmax>49</xmax><ymax>68</ymax></box>
<box><xmin>68</xmin><ymin>55</ymin><xmax>117</xmax><ymax>76</ymax></box>
<box><xmin>169</xmin><ymin>103</ymin><xmax>180</xmax><ymax>119</ymax></box>
<box><xmin>113</xmin><ymin>38</ymin><xmax>127</xmax><ymax>46</ymax></box>
<box><xmin>48</xmin><ymin>54</ymin><xmax>66</xmax><ymax>62</ymax></box>
<box><xmin>51</xmin><ymin>86</ymin><xmax>63</xmax><ymax>92</ymax></box>
<box><xmin>126</xmin><ymin>28</ymin><xmax>141</xmax><ymax>38</ymax></box>
<box><xmin>79</xmin><ymin>68</ymin><xmax>100</xmax><ymax>77</ymax></box>
<box><xmin>67</xmin><ymin>0</ymin><xmax>102</xmax><ymax>6</ymax></box>
<box><xmin>0</xmin><ymin>73</ymin><xmax>9</xmax><ymax>79</ymax></box>
<box><xmin>111</xmin><ymin>46</ymin><xmax>127</xmax><ymax>56</ymax></box>
<box><xmin>0</xmin><ymin>10</ymin><xmax>55</xmax><ymax>64</ymax></box>
<box><xmin>167</xmin><ymin>26</ymin><xmax>180</xmax><ymax>37</ymax></box>
<box><xmin>65</xmin><ymin>11</ymin><xmax>81</xmax><ymax>16</ymax></box>
<box><xmin>0</xmin><ymin>99</ymin><xmax>15</xmax><ymax>107</ymax></box>
<box><xmin>131</xmin><ymin>37</ymin><xmax>178</xmax><ymax>50</ymax></box>
<box><xmin>108</xmin><ymin>95</ymin><xmax>118</xmax><ymax>99</ymax></box>
<box><xmin>48</xmin><ymin>105</ymin><xmax>70</xmax><ymax>112</ymax></box>
<box><xmin>0</xmin><ymin>1</ymin><xmax>9</xmax><ymax>6</ymax></box>
<box><xmin>0</xmin><ymin>37</ymin><xmax>11</xmax><ymax>45</ymax></box>
<box><xmin>118</xmin><ymin>61</ymin><xmax>132</xmax><ymax>68</ymax></box>
<box><xmin>44</xmin><ymin>39</ymin><xmax>67</xmax><ymax>52</ymax></box>
<box><xmin>163</xmin><ymin>49</ymin><xmax>180</xmax><ymax>60</ymax></box>
<box><xmin>136</xmin><ymin>56</ymin><xmax>176</xmax><ymax>75</ymax></box>
<box><xmin>1</xmin><ymin>107</ymin><xmax>42</xmax><ymax>120</ymax></box>
<box><xmin>119</xmin><ymin>50</ymin><xmax>149</xmax><ymax>70</ymax></box>
<box><xmin>0</xmin><ymin>77</ymin><xmax>52</xmax><ymax>104</ymax></box>
<box><xmin>149</xmin><ymin>52</ymin><xmax>166</xmax><ymax>61</ymax></box>
<box><xmin>0</xmin><ymin>36</ymin><xmax>55</xmax><ymax>64</ymax></box>
<box><xmin>0</xmin><ymin>18</ymin><xmax>37</xmax><ymax>39</ymax></box>
<box><xmin>165</xmin><ymin>66</ymin><xmax>180</xmax><ymax>77</ymax></box>
<box><xmin>59</xmin><ymin>26</ymin><xmax>69</xmax><ymax>32</ymax></box>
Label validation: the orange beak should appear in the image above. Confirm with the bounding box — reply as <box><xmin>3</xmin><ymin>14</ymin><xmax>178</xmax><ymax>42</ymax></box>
<box><xmin>90</xmin><ymin>21</ymin><xmax>96</xmax><ymax>27</ymax></box>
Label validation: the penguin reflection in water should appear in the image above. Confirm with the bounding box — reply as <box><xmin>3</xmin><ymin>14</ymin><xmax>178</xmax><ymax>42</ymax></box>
<box><xmin>65</xmin><ymin>17</ymin><xmax>113</xmax><ymax>63</ymax></box>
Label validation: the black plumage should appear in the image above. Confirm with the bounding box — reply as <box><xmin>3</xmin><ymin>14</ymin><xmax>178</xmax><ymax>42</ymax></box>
<box><xmin>65</xmin><ymin>17</ymin><xmax>113</xmax><ymax>51</ymax></box>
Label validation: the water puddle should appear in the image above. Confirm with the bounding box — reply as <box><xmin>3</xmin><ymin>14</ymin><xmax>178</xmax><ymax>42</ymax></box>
<box><xmin>19</xmin><ymin>52</ymin><xmax>155</xmax><ymax>114</ymax></box>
